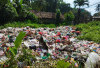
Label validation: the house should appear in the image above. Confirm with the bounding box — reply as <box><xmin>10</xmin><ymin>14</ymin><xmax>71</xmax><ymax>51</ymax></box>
<box><xmin>30</xmin><ymin>10</ymin><xmax>64</xmax><ymax>23</ymax></box>
<box><xmin>92</xmin><ymin>16</ymin><xmax>100</xmax><ymax>21</ymax></box>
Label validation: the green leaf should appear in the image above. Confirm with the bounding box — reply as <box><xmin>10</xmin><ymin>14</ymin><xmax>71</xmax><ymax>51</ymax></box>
<box><xmin>57</xmin><ymin>60</ymin><xmax>71</xmax><ymax>68</ymax></box>
<box><xmin>9</xmin><ymin>31</ymin><xmax>26</xmax><ymax>56</ymax></box>
<box><xmin>19</xmin><ymin>0</ymin><xmax>23</xmax><ymax>5</ymax></box>
<box><xmin>14</xmin><ymin>31</ymin><xmax>26</xmax><ymax>48</ymax></box>
<box><xmin>9</xmin><ymin>47</ymin><xmax>15</xmax><ymax>56</ymax></box>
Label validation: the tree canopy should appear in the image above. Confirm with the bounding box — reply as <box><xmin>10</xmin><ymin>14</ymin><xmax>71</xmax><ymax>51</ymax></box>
<box><xmin>96</xmin><ymin>4</ymin><xmax>100</xmax><ymax>12</ymax></box>
<box><xmin>0</xmin><ymin>0</ymin><xmax>92</xmax><ymax>25</ymax></box>
<box><xmin>74</xmin><ymin>0</ymin><xmax>89</xmax><ymax>24</ymax></box>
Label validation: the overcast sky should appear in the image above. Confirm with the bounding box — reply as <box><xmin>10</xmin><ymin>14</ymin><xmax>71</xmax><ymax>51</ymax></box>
<box><xmin>63</xmin><ymin>0</ymin><xmax>100</xmax><ymax>15</ymax></box>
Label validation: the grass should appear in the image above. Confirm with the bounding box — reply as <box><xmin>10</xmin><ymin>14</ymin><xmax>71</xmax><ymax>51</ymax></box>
<box><xmin>76</xmin><ymin>21</ymin><xmax>100</xmax><ymax>43</ymax></box>
<box><xmin>0</xmin><ymin>21</ymin><xmax>56</xmax><ymax>29</ymax></box>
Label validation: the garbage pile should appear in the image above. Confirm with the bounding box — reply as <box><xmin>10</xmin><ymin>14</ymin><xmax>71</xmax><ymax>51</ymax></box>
<box><xmin>0</xmin><ymin>26</ymin><xmax>100</xmax><ymax>66</ymax></box>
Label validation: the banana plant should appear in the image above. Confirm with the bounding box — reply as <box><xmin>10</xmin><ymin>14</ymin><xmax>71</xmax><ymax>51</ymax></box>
<box><xmin>9</xmin><ymin>31</ymin><xmax>26</xmax><ymax>56</ymax></box>
<box><xmin>1</xmin><ymin>31</ymin><xmax>26</xmax><ymax>68</ymax></box>
<box><xmin>19</xmin><ymin>0</ymin><xmax>23</xmax><ymax>6</ymax></box>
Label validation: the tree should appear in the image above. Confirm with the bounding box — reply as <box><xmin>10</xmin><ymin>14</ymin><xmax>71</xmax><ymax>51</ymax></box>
<box><xmin>53</xmin><ymin>0</ymin><xmax>63</xmax><ymax>12</ymax></box>
<box><xmin>23</xmin><ymin>0</ymin><xmax>30</xmax><ymax>6</ymax></box>
<box><xmin>14</xmin><ymin>0</ymin><xmax>24</xmax><ymax>14</ymax></box>
<box><xmin>31</xmin><ymin>0</ymin><xmax>63</xmax><ymax>12</ymax></box>
<box><xmin>94</xmin><ymin>12</ymin><xmax>100</xmax><ymax>16</ymax></box>
<box><xmin>31</xmin><ymin>0</ymin><xmax>47</xmax><ymax>11</ymax></box>
<box><xmin>72</xmin><ymin>8</ymin><xmax>91</xmax><ymax>24</ymax></box>
<box><xmin>59</xmin><ymin>2</ymin><xmax>71</xmax><ymax>14</ymax></box>
<box><xmin>0</xmin><ymin>0</ymin><xmax>11</xmax><ymax>11</ymax></box>
<box><xmin>74</xmin><ymin>0</ymin><xmax>89</xmax><ymax>24</ymax></box>
<box><xmin>80</xmin><ymin>9</ymin><xmax>91</xmax><ymax>23</ymax></box>
<box><xmin>56</xmin><ymin>9</ymin><xmax>61</xmax><ymax>26</ymax></box>
<box><xmin>45</xmin><ymin>0</ymin><xmax>57</xmax><ymax>12</ymax></box>
<box><xmin>64</xmin><ymin>11</ymin><xmax>75</xmax><ymax>25</ymax></box>
<box><xmin>14</xmin><ymin>0</ymin><xmax>37</xmax><ymax>21</ymax></box>
<box><xmin>96</xmin><ymin>4</ymin><xmax>100</xmax><ymax>12</ymax></box>
<box><xmin>0</xmin><ymin>0</ymin><xmax>18</xmax><ymax>24</ymax></box>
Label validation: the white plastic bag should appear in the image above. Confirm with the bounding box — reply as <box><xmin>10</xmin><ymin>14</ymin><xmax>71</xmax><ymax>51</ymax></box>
<box><xmin>85</xmin><ymin>52</ymin><xmax>100</xmax><ymax>68</ymax></box>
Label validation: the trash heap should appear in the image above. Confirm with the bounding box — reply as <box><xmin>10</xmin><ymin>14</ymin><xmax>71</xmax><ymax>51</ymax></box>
<box><xmin>0</xmin><ymin>26</ymin><xmax>100</xmax><ymax>65</ymax></box>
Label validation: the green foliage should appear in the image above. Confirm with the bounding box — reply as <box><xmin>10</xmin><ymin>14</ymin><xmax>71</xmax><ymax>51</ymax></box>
<box><xmin>15</xmin><ymin>0</ymin><xmax>22</xmax><ymax>14</ymax></box>
<box><xmin>3</xmin><ymin>31</ymin><xmax>36</xmax><ymax>67</ymax></box>
<box><xmin>4</xmin><ymin>58</ymin><xmax>18</xmax><ymax>68</ymax></box>
<box><xmin>76</xmin><ymin>21</ymin><xmax>100</xmax><ymax>43</ymax></box>
<box><xmin>0</xmin><ymin>0</ymin><xmax>38</xmax><ymax>24</ymax></box>
<box><xmin>71</xmin><ymin>8</ymin><xmax>91</xmax><ymax>24</ymax></box>
<box><xmin>19</xmin><ymin>0</ymin><xmax>23</xmax><ymax>6</ymax></box>
<box><xmin>14</xmin><ymin>31</ymin><xmax>26</xmax><ymax>49</ymax></box>
<box><xmin>23</xmin><ymin>0</ymin><xmax>30</xmax><ymax>6</ymax></box>
<box><xmin>32</xmin><ymin>0</ymin><xmax>47</xmax><ymax>11</ymax></box>
<box><xmin>74</xmin><ymin>0</ymin><xmax>89</xmax><ymax>24</ymax></box>
<box><xmin>79</xmin><ymin>9</ymin><xmax>91</xmax><ymax>23</ymax></box>
<box><xmin>4</xmin><ymin>31</ymin><xmax>26</xmax><ymax>68</ymax></box>
<box><xmin>0</xmin><ymin>21</ymin><xmax>56</xmax><ymax>29</ymax></box>
<box><xmin>14</xmin><ymin>0</ymin><xmax>38</xmax><ymax>22</ymax></box>
<box><xmin>0</xmin><ymin>3</ymin><xmax>18</xmax><ymax>23</ymax></box>
<box><xmin>96</xmin><ymin>4</ymin><xmax>100</xmax><ymax>12</ymax></box>
<box><xmin>26</xmin><ymin>12</ymin><xmax>38</xmax><ymax>21</ymax></box>
<box><xmin>57</xmin><ymin>60</ymin><xmax>71</xmax><ymax>68</ymax></box>
<box><xmin>64</xmin><ymin>11</ymin><xmax>75</xmax><ymax>25</ymax></box>
<box><xmin>31</xmin><ymin>0</ymin><xmax>63</xmax><ymax>12</ymax></box>
<box><xmin>94</xmin><ymin>12</ymin><xmax>100</xmax><ymax>16</ymax></box>
<box><xmin>17</xmin><ymin>49</ymin><xmax>36</xmax><ymax>66</ymax></box>
<box><xmin>56</xmin><ymin>9</ymin><xmax>61</xmax><ymax>19</ymax></box>
<box><xmin>9</xmin><ymin>31</ymin><xmax>26</xmax><ymax>56</ymax></box>
<box><xmin>59</xmin><ymin>2</ymin><xmax>71</xmax><ymax>14</ymax></box>
<box><xmin>74</xmin><ymin>0</ymin><xmax>89</xmax><ymax>7</ymax></box>
<box><xmin>0</xmin><ymin>0</ymin><xmax>10</xmax><ymax>8</ymax></box>
<box><xmin>15</xmin><ymin>0</ymin><xmax>28</xmax><ymax>20</ymax></box>
<box><xmin>56</xmin><ymin>9</ymin><xmax>61</xmax><ymax>26</ymax></box>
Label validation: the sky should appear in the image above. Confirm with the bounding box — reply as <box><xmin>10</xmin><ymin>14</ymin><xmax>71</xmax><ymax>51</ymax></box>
<box><xmin>63</xmin><ymin>0</ymin><xmax>100</xmax><ymax>15</ymax></box>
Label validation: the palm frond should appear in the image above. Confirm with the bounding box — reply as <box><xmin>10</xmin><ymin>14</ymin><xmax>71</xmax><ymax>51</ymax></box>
<box><xmin>84</xmin><ymin>3</ymin><xmax>89</xmax><ymax>7</ymax></box>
